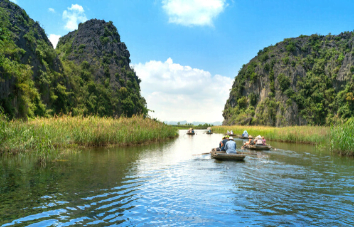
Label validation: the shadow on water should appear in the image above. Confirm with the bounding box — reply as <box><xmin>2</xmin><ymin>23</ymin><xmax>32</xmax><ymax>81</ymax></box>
<box><xmin>1</xmin><ymin>130</ymin><xmax>354</xmax><ymax>226</ymax></box>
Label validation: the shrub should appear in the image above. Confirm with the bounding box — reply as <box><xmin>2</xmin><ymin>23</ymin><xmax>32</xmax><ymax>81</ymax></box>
<box><xmin>286</xmin><ymin>41</ymin><xmax>296</xmax><ymax>53</ymax></box>
<box><xmin>249</xmin><ymin>93</ymin><xmax>257</xmax><ymax>106</ymax></box>
<box><xmin>100</xmin><ymin>36</ymin><xmax>110</xmax><ymax>45</ymax></box>
<box><xmin>237</xmin><ymin>97</ymin><xmax>248</xmax><ymax>108</ymax></box>
<box><xmin>282</xmin><ymin>57</ymin><xmax>290</xmax><ymax>65</ymax></box>
<box><xmin>277</xmin><ymin>73</ymin><xmax>291</xmax><ymax>91</ymax></box>
<box><xmin>260</xmin><ymin>53</ymin><xmax>269</xmax><ymax>62</ymax></box>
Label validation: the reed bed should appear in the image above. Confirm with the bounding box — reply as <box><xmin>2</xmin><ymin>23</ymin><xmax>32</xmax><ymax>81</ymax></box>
<box><xmin>0</xmin><ymin>114</ymin><xmax>178</xmax><ymax>156</ymax></box>
<box><xmin>330</xmin><ymin>120</ymin><xmax>354</xmax><ymax>156</ymax></box>
<box><xmin>213</xmin><ymin>125</ymin><xmax>330</xmax><ymax>145</ymax></box>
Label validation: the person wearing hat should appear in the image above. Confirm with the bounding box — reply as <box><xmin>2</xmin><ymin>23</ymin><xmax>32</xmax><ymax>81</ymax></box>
<box><xmin>218</xmin><ymin>136</ymin><xmax>229</xmax><ymax>151</ymax></box>
<box><xmin>225</xmin><ymin>136</ymin><xmax>237</xmax><ymax>154</ymax></box>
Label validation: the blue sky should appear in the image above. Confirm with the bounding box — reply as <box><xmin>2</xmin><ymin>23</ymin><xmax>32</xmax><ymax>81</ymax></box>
<box><xmin>10</xmin><ymin>0</ymin><xmax>354</xmax><ymax>123</ymax></box>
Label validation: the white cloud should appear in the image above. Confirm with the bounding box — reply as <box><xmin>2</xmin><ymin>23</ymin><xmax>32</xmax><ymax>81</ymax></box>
<box><xmin>48</xmin><ymin>34</ymin><xmax>61</xmax><ymax>48</ymax></box>
<box><xmin>63</xmin><ymin>4</ymin><xmax>87</xmax><ymax>31</ymax></box>
<box><xmin>48</xmin><ymin>8</ymin><xmax>55</xmax><ymax>13</ymax></box>
<box><xmin>162</xmin><ymin>0</ymin><xmax>227</xmax><ymax>26</ymax></box>
<box><xmin>133</xmin><ymin>58</ymin><xmax>233</xmax><ymax>122</ymax></box>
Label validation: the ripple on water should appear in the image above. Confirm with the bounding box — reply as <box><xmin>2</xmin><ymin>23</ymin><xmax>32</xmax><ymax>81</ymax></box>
<box><xmin>1</xmin><ymin>132</ymin><xmax>354</xmax><ymax>226</ymax></box>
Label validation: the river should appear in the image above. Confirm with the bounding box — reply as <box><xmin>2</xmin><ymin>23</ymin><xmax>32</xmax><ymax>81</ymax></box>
<box><xmin>1</xmin><ymin>130</ymin><xmax>353</xmax><ymax>226</ymax></box>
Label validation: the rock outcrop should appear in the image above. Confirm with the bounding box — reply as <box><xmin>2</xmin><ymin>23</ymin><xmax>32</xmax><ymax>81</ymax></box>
<box><xmin>0</xmin><ymin>0</ymin><xmax>63</xmax><ymax>118</ymax></box>
<box><xmin>56</xmin><ymin>19</ymin><xmax>147</xmax><ymax>117</ymax></box>
<box><xmin>223</xmin><ymin>33</ymin><xmax>354</xmax><ymax>126</ymax></box>
<box><xmin>0</xmin><ymin>0</ymin><xmax>147</xmax><ymax>119</ymax></box>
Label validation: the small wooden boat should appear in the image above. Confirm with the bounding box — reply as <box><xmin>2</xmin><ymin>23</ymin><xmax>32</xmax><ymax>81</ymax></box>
<box><xmin>187</xmin><ymin>132</ymin><xmax>195</xmax><ymax>135</ymax></box>
<box><xmin>210</xmin><ymin>150</ymin><xmax>246</xmax><ymax>161</ymax></box>
<box><xmin>238</xmin><ymin>135</ymin><xmax>252</xmax><ymax>139</ymax></box>
<box><xmin>225</xmin><ymin>134</ymin><xmax>236</xmax><ymax>136</ymax></box>
<box><xmin>242</xmin><ymin>144</ymin><xmax>271</xmax><ymax>150</ymax></box>
<box><xmin>206</xmin><ymin>132</ymin><xmax>213</xmax><ymax>134</ymax></box>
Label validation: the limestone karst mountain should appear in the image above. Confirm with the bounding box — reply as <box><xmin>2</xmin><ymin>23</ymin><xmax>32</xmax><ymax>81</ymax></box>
<box><xmin>223</xmin><ymin>32</ymin><xmax>354</xmax><ymax>126</ymax></box>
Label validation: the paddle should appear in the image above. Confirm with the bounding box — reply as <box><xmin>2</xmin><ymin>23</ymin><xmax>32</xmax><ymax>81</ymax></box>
<box><xmin>192</xmin><ymin>152</ymin><xmax>211</xmax><ymax>156</ymax></box>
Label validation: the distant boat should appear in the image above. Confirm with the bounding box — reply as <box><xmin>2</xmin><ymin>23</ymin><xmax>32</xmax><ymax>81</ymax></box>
<box><xmin>238</xmin><ymin>135</ymin><xmax>252</xmax><ymax>139</ymax></box>
<box><xmin>210</xmin><ymin>150</ymin><xmax>246</xmax><ymax>161</ymax></box>
<box><xmin>206</xmin><ymin>131</ymin><xmax>213</xmax><ymax>134</ymax></box>
<box><xmin>225</xmin><ymin>133</ymin><xmax>236</xmax><ymax>136</ymax></box>
<box><xmin>242</xmin><ymin>144</ymin><xmax>271</xmax><ymax>150</ymax></box>
<box><xmin>187</xmin><ymin>132</ymin><xmax>195</xmax><ymax>135</ymax></box>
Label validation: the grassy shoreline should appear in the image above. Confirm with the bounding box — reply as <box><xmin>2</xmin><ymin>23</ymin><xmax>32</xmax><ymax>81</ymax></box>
<box><xmin>213</xmin><ymin>123</ymin><xmax>354</xmax><ymax>156</ymax></box>
<box><xmin>212</xmin><ymin>125</ymin><xmax>329</xmax><ymax>144</ymax></box>
<box><xmin>0</xmin><ymin>114</ymin><xmax>178</xmax><ymax>156</ymax></box>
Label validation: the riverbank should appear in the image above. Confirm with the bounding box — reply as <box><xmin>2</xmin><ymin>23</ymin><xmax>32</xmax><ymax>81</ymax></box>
<box><xmin>213</xmin><ymin>124</ymin><xmax>354</xmax><ymax>156</ymax></box>
<box><xmin>213</xmin><ymin>125</ymin><xmax>329</xmax><ymax>144</ymax></box>
<box><xmin>0</xmin><ymin>114</ymin><xmax>178</xmax><ymax>156</ymax></box>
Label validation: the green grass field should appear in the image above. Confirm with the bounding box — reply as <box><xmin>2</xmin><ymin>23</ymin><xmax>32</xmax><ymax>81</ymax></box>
<box><xmin>0</xmin><ymin>114</ymin><xmax>178</xmax><ymax>156</ymax></box>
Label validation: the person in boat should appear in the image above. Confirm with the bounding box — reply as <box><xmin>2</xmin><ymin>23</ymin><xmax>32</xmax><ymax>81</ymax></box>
<box><xmin>227</xmin><ymin>130</ymin><xmax>230</xmax><ymax>135</ymax></box>
<box><xmin>256</xmin><ymin>138</ymin><xmax>263</xmax><ymax>145</ymax></box>
<box><xmin>242</xmin><ymin>130</ymin><xmax>249</xmax><ymax>138</ymax></box>
<box><xmin>225</xmin><ymin>136</ymin><xmax>237</xmax><ymax>154</ymax></box>
<box><xmin>255</xmin><ymin>135</ymin><xmax>263</xmax><ymax>145</ymax></box>
<box><xmin>262</xmin><ymin>136</ymin><xmax>266</xmax><ymax>145</ymax></box>
<box><xmin>218</xmin><ymin>135</ymin><xmax>229</xmax><ymax>151</ymax></box>
<box><xmin>207</xmin><ymin>127</ymin><xmax>212</xmax><ymax>133</ymax></box>
<box><xmin>244</xmin><ymin>137</ymin><xmax>255</xmax><ymax>146</ymax></box>
<box><xmin>191</xmin><ymin>128</ymin><xmax>194</xmax><ymax>133</ymax></box>
<box><xmin>230</xmin><ymin>130</ymin><xmax>233</xmax><ymax>135</ymax></box>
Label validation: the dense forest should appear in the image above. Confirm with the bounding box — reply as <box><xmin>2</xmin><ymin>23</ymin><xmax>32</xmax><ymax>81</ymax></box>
<box><xmin>223</xmin><ymin>31</ymin><xmax>354</xmax><ymax>126</ymax></box>
<box><xmin>0</xmin><ymin>0</ymin><xmax>147</xmax><ymax>119</ymax></box>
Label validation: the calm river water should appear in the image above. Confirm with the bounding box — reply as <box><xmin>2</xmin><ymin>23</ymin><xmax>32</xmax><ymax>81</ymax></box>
<box><xmin>1</xmin><ymin>130</ymin><xmax>354</xmax><ymax>226</ymax></box>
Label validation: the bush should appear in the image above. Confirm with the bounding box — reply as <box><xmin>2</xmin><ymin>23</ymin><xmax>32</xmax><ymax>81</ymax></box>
<box><xmin>100</xmin><ymin>36</ymin><xmax>110</xmax><ymax>45</ymax></box>
<box><xmin>237</xmin><ymin>97</ymin><xmax>248</xmax><ymax>108</ymax></box>
<box><xmin>277</xmin><ymin>73</ymin><xmax>291</xmax><ymax>91</ymax></box>
<box><xmin>249</xmin><ymin>93</ymin><xmax>257</xmax><ymax>106</ymax></box>
<box><xmin>282</xmin><ymin>57</ymin><xmax>290</xmax><ymax>65</ymax></box>
<box><xmin>286</xmin><ymin>41</ymin><xmax>296</xmax><ymax>53</ymax></box>
<box><xmin>260</xmin><ymin>53</ymin><xmax>269</xmax><ymax>62</ymax></box>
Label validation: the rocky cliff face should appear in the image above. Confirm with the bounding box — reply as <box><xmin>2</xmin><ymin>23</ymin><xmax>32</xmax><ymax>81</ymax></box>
<box><xmin>56</xmin><ymin>19</ymin><xmax>147</xmax><ymax>117</ymax></box>
<box><xmin>57</xmin><ymin>19</ymin><xmax>130</xmax><ymax>81</ymax></box>
<box><xmin>0</xmin><ymin>1</ymin><xmax>147</xmax><ymax>119</ymax></box>
<box><xmin>0</xmin><ymin>0</ymin><xmax>63</xmax><ymax>118</ymax></box>
<box><xmin>223</xmin><ymin>32</ymin><xmax>354</xmax><ymax>126</ymax></box>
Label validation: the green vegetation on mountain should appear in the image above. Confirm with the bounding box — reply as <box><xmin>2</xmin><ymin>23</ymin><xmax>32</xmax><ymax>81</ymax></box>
<box><xmin>224</xmin><ymin>32</ymin><xmax>354</xmax><ymax>126</ymax></box>
<box><xmin>0</xmin><ymin>0</ymin><xmax>147</xmax><ymax>120</ymax></box>
<box><xmin>0</xmin><ymin>1</ymin><xmax>63</xmax><ymax>119</ymax></box>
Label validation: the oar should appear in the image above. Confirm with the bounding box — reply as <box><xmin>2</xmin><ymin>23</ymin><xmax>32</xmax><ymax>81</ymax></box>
<box><xmin>192</xmin><ymin>152</ymin><xmax>211</xmax><ymax>156</ymax></box>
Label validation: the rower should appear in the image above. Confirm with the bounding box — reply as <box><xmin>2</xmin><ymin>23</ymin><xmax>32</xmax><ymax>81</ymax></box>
<box><xmin>225</xmin><ymin>136</ymin><xmax>237</xmax><ymax>154</ymax></box>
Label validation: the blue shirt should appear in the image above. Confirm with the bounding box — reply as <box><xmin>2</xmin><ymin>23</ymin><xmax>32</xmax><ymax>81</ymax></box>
<box><xmin>225</xmin><ymin>140</ymin><xmax>237</xmax><ymax>154</ymax></box>
<box><xmin>220</xmin><ymin>139</ymin><xmax>229</xmax><ymax>151</ymax></box>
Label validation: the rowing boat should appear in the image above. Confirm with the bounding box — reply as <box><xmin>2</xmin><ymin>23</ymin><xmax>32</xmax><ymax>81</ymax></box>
<box><xmin>238</xmin><ymin>135</ymin><xmax>252</xmax><ymax>139</ymax></box>
<box><xmin>206</xmin><ymin>132</ymin><xmax>213</xmax><ymax>134</ymax></box>
<box><xmin>242</xmin><ymin>144</ymin><xmax>271</xmax><ymax>150</ymax></box>
<box><xmin>187</xmin><ymin>132</ymin><xmax>195</xmax><ymax>135</ymax></box>
<box><xmin>210</xmin><ymin>150</ymin><xmax>246</xmax><ymax>161</ymax></box>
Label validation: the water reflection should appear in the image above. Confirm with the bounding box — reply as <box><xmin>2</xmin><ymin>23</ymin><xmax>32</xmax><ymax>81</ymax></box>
<box><xmin>1</xmin><ymin>130</ymin><xmax>354</xmax><ymax>226</ymax></box>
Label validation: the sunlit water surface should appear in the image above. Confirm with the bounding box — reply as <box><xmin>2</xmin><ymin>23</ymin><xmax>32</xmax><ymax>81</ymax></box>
<box><xmin>1</xmin><ymin>130</ymin><xmax>354</xmax><ymax>226</ymax></box>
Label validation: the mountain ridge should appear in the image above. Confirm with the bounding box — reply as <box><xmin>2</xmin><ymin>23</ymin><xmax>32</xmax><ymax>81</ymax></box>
<box><xmin>223</xmin><ymin>32</ymin><xmax>354</xmax><ymax>126</ymax></box>
<box><xmin>0</xmin><ymin>0</ymin><xmax>147</xmax><ymax>119</ymax></box>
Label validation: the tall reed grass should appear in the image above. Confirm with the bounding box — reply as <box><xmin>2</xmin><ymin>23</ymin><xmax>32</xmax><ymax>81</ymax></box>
<box><xmin>214</xmin><ymin>124</ymin><xmax>354</xmax><ymax>155</ymax></box>
<box><xmin>0</xmin><ymin>114</ymin><xmax>178</xmax><ymax>156</ymax></box>
<box><xmin>213</xmin><ymin>125</ymin><xmax>329</xmax><ymax>144</ymax></box>
<box><xmin>330</xmin><ymin>119</ymin><xmax>354</xmax><ymax>155</ymax></box>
